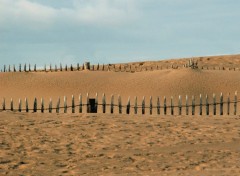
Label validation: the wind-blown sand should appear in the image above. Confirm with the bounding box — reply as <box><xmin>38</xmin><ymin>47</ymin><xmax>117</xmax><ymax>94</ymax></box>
<box><xmin>1</xmin><ymin>55</ymin><xmax>240</xmax><ymax>175</ymax></box>
<box><xmin>0</xmin><ymin>112</ymin><xmax>240</xmax><ymax>175</ymax></box>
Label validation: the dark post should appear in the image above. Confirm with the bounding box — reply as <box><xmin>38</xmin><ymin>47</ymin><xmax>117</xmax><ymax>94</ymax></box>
<box><xmin>102</xmin><ymin>93</ymin><xmax>106</xmax><ymax>113</ymax></box>
<box><xmin>72</xmin><ymin>95</ymin><xmax>75</xmax><ymax>113</ymax></box>
<box><xmin>134</xmin><ymin>96</ymin><xmax>137</xmax><ymax>114</ymax></box>
<box><xmin>213</xmin><ymin>93</ymin><xmax>216</xmax><ymax>115</ymax></box>
<box><xmin>79</xmin><ymin>94</ymin><xmax>82</xmax><ymax>113</ymax></box>
<box><xmin>178</xmin><ymin>95</ymin><xmax>182</xmax><ymax>115</ymax></box>
<box><xmin>164</xmin><ymin>96</ymin><xmax>167</xmax><ymax>115</ymax></box>
<box><xmin>206</xmin><ymin>95</ymin><xmax>209</xmax><ymax>115</ymax></box>
<box><xmin>227</xmin><ymin>93</ymin><xmax>230</xmax><ymax>115</ymax></box>
<box><xmin>234</xmin><ymin>91</ymin><xmax>237</xmax><ymax>115</ymax></box>
<box><xmin>220</xmin><ymin>93</ymin><xmax>223</xmax><ymax>115</ymax></box>
<box><xmin>192</xmin><ymin>95</ymin><xmax>195</xmax><ymax>115</ymax></box>
<box><xmin>18</xmin><ymin>99</ymin><xmax>21</xmax><ymax>112</ymax></box>
<box><xmin>64</xmin><ymin>96</ymin><xmax>67</xmax><ymax>113</ymax></box>
<box><xmin>110</xmin><ymin>94</ymin><xmax>114</xmax><ymax>114</ymax></box>
<box><xmin>186</xmin><ymin>95</ymin><xmax>189</xmax><ymax>115</ymax></box>
<box><xmin>150</xmin><ymin>96</ymin><xmax>153</xmax><ymax>115</ymax></box>
<box><xmin>157</xmin><ymin>96</ymin><xmax>160</xmax><ymax>115</ymax></box>
<box><xmin>41</xmin><ymin>98</ymin><xmax>44</xmax><ymax>113</ymax></box>
<box><xmin>33</xmin><ymin>98</ymin><xmax>37</xmax><ymax>112</ymax></box>
<box><xmin>25</xmin><ymin>98</ymin><xmax>29</xmax><ymax>112</ymax></box>
<box><xmin>142</xmin><ymin>96</ymin><xmax>145</xmax><ymax>115</ymax></box>
<box><xmin>2</xmin><ymin>98</ymin><xmax>5</xmax><ymax>111</ymax></box>
<box><xmin>56</xmin><ymin>97</ymin><xmax>60</xmax><ymax>113</ymax></box>
<box><xmin>49</xmin><ymin>98</ymin><xmax>52</xmax><ymax>113</ymax></box>
<box><xmin>199</xmin><ymin>94</ymin><xmax>202</xmax><ymax>115</ymax></box>
<box><xmin>126</xmin><ymin>97</ymin><xmax>130</xmax><ymax>114</ymax></box>
<box><xmin>170</xmin><ymin>96</ymin><xmax>174</xmax><ymax>115</ymax></box>
<box><xmin>118</xmin><ymin>95</ymin><xmax>122</xmax><ymax>114</ymax></box>
<box><xmin>10</xmin><ymin>98</ymin><xmax>13</xmax><ymax>111</ymax></box>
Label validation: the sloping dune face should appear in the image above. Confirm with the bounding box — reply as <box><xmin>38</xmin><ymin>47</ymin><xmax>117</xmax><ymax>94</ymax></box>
<box><xmin>0</xmin><ymin>68</ymin><xmax>239</xmax><ymax>105</ymax></box>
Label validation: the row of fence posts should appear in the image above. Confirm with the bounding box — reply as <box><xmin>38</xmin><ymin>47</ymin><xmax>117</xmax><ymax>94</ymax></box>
<box><xmin>1</xmin><ymin>92</ymin><xmax>238</xmax><ymax>115</ymax></box>
<box><xmin>1</xmin><ymin>62</ymin><xmax>240</xmax><ymax>73</ymax></box>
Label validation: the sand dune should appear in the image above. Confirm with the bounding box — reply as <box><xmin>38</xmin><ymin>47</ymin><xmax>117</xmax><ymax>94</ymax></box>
<box><xmin>1</xmin><ymin>55</ymin><xmax>240</xmax><ymax>175</ymax></box>
<box><xmin>0</xmin><ymin>112</ymin><xmax>240</xmax><ymax>175</ymax></box>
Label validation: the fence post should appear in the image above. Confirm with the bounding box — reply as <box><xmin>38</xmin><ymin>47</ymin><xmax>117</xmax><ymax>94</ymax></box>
<box><xmin>192</xmin><ymin>96</ymin><xmax>195</xmax><ymax>115</ymax></box>
<box><xmin>170</xmin><ymin>96</ymin><xmax>174</xmax><ymax>115</ymax></box>
<box><xmin>44</xmin><ymin>64</ymin><xmax>46</xmax><ymax>72</ymax></box>
<box><xmin>19</xmin><ymin>64</ymin><xmax>21</xmax><ymax>72</ymax></box>
<box><xmin>29</xmin><ymin>64</ymin><xmax>31</xmax><ymax>72</ymax></box>
<box><xmin>186</xmin><ymin>95</ymin><xmax>189</xmax><ymax>115</ymax></box>
<box><xmin>41</xmin><ymin>98</ymin><xmax>44</xmax><ymax>113</ymax></box>
<box><xmin>178</xmin><ymin>95</ymin><xmax>182</xmax><ymax>115</ymax></box>
<box><xmin>110</xmin><ymin>94</ymin><xmax>114</xmax><ymax>114</ymax></box>
<box><xmin>220</xmin><ymin>92</ymin><xmax>223</xmax><ymax>115</ymax></box>
<box><xmin>234</xmin><ymin>91</ymin><xmax>237</xmax><ymax>115</ymax></box>
<box><xmin>79</xmin><ymin>94</ymin><xmax>82</xmax><ymax>113</ymax></box>
<box><xmin>199</xmin><ymin>94</ymin><xmax>202</xmax><ymax>115</ymax></box>
<box><xmin>18</xmin><ymin>99</ymin><xmax>21</xmax><ymax>112</ymax></box>
<box><xmin>150</xmin><ymin>96</ymin><xmax>153</xmax><ymax>115</ymax></box>
<box><xmin>2</xmin><ymin>98</ymin><xmax>5</xmax><ymax>111</ymax></box>
<box><xmin>65</xmin><ymin>64</ymin><xmax>68</xmax><ymax>71</ymax></box>
<box><xmin>95</xmin><ymin>93</ymin><xmax>98</xmax><ymax>113</ymax></box>
<box><xmin>157</xmin><ymin>96</ymin><xmax>160</xmax><ymax>115</ymax></box>
<box><xmin>10</xmin><ymin>98</ymin><xmax>13</xmax><ymax>111</ymax></box>
<box><xmin>25</xmin><ymin>98</ymin><xmax>28</xmax><ymax>112</ymax></box>
<box><xmin>60</xmin><ymin>63</ymin><xmax>62</xmax><ymax>71</ymax></box>
<box><xmin>213</xmin><ymin>93</ymin><xmax>216</xmax><ymax>115</ymax></box>
<box><xmin>126</xmin><ymin>97</ymin><xmax>130</xmax><ymax>114</ymax></box>
<box><xmin>34</xmin><ymin>64</ymin><xmax>36</xmax><ymax>72</ymax></box>
<box><xmin>13</xmin><ymin>65</ymin><xmax>16</xmax><ymax>72</ymax></box>
<box><xmin>86</xmin><ymin>93</ymin><xmax>90</xmax><ymax>113</ymax></box>
<box><xmin>227</xmin><ymin>93</ymin><xmax>230</xmax><ymax>115</ymax></box>
<box><xmin>118</xmin><ymin>95</ymin><xmax>122</xmax><ymax>114</ymax></box>
<box><xmin>56</xmin><ymin>97</ymin><xmax>60</xmax><ymax>113</ymax></box>
<box><xmin>49</xmin><ymin>98</ymin><xmax>52</xmax><ymax>113</ymax></box>
<box><xmin>8</xmin><ymin>65</ymin><xmax>11</xmax><ymax>72</ymax></box>
<box><xmin>134</xmin><ymin>96</ymin><xmax>137</xmax><ymax>114</ymax></box>
<box><xmin>24</xmin><ymin>63</ymin><xmax>27</xmax><ymax>72</ymax></box>
<box><xmin>164</xmin><ymin>96</ymin><xmax>167</xmax><ymax>115</ymax></box>
<box><xmin>64</xmin><ymin>96</ymin><xmax>67</xmax><ymax>113</ymax></box>
<box><xmin>206</xmin><ymin>95</ymin><xmax>209</xmax><ymax>115</ymax></box>
<box><xmin>142</xmin><ymin>96</ymin><xmax>145</xmax><ymax>115</ymax></box>
<box><xmin>102</xmin><ymin>93</ymin><xmax>106</xmax><ymax>113</ymax></box>
<box><xmin>72</xmin><ymin>95</ymin><xmax>75</xmax><ymax>113</ymax></box>
<box><xmin>77</xmin><ymin>63</ymin><xmax>80</xmax><ymax>71</ymax></box>
<box><xmin>33</xmin><ymin>98</ymin><xmax>37</xmax><ymax>112</ymax></box>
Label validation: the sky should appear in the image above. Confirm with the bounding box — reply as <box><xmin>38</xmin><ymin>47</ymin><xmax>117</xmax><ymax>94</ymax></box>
<box><xmin>0</xmin><ymin>0</ymin><xmax>240</xmax><ymax>67</ymax></box>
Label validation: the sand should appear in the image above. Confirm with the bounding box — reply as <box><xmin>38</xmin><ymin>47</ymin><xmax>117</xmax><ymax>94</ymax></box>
<box><xmin>0</xmin><ymin>112</ymin><xmax>240</xmax><ymax>175</ymax></box>
<box><xmin>1</xmin><ymin>55</ymin><xmax>240</xmax><ymax>175</ymax></box>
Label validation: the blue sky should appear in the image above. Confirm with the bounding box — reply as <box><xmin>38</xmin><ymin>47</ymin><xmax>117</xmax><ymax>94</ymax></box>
<box><xmin>0</xmin><ymin>0</ymin><xmax>240</xmax><ymax>67</ymax></box>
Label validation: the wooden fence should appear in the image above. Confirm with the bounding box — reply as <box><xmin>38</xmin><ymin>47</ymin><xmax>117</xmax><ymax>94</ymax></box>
<box><xmin>0</xmin><ymin>92</ymin><xmax>239</xmax><ymax>116</ymax></box>
<box><xmin>1</xmin><ymin>61</ymin><xmax>240</xmax><ymax>73</ymax></box>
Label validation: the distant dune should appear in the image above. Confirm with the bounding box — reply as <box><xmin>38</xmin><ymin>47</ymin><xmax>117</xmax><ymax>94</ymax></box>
<box><xmin>0</xmin><ymin>54</ymin><xmax>240</xmax><ymax>109</ymax></box>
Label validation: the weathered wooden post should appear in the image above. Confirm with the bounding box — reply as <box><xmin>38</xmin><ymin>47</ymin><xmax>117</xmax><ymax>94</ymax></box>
<box><xmin>134</xmin><ymin>96</ymin><xmax>137</xmax><ymax>114</ymax></box>
<box><xmin>157</xmin><ymin>96</ymin><xmax>160</xmax><ymax>115</ymax></box>
<box><xmin>118</xmin><ymin>95</ymin><xmax>122</xmax><ymax>114</ymax></box>
<box><xmin>206</xmin><ymin>95</ymin><xmax>209</xmax><ymax>115</ymax></box>
<box><xmin>95</xmin><ymin>93</ymin><xmax>98</xmax><ymax>113</ymax></box>
<box><xmin>18</xmin><ymin>99</ymin><xmax>21</xmax><ymax>112</ymax></box>
<box><xmin>102</xmin><ymin>64</ymin><xmax>105</xmax><ymax>71</ymax></box>
<box><xmin>64</xmin><ymin>96</ymin><xmax>67</xmax><ymax>113</ymax></box>
<box><xmin>84</xmin><ymin>62</ymin><xmax>90</xmax><ymax>70</ymax></box>
<box><xmin>213</xmin><ymin>93</ymin><xmax>216</xmax><ymax>115</ymax></box>
<box><xmin>199</xmin><ymin>94</ymin><xmax>202</xmax><ymax>115</ymax></box>
<box><xmin>142</xmin><ymin>96</ymin><xmax>145</xmax><ymax>115</ymax></box>
<box><xmin>34</xmin><ymin>64</ymin><xmax>36</xmax><ymax>72</ymax></box>
<box><xmin>79</xmin><ymin>94</ymin><xmax>82</xmax><ymax>113</ymax></box>
<box><xmin>10</xmin><ymin>98</ymin><xmax>13</xmax><ymax>111</ymax></box>
<box><xmin>97</xmin><ymin>63</ymin><xmax>99</xmax><ymax>70</ymax></box>
<box><xmin>3</xmin><ymin>65</ymin><xmax>6</xmax><ymax>72</ymax></box>
<box><xmin>25</xmin><ymin>98</ymin><xmax>28</xmax><ymax>112</ymax></box>
<box><xmin>170</xmin><ymin>96</ymin><xmax>174</xmax><ymax>115</ymax></box>
<box><xmin>41</xmin><ymin>98</ymin><xmax>44</xmax><ymax>113</ymax></box>
<box><xmin>110</xmin><ymin>94</ymin><xmax>114</xmax><ymax>114</ymax></box>
<box><xmin>102</xmin><ymin>93</ymin><xmax>106</xmax><ymax>113</ymax></box>
<box><xmin>44</xmin><ymin>64</ymin><xmax>46</xmax><ymax>72</ymax></box>
<box><xmin>70</xmin><ymin>64</ymin><xmax>73</xmax><ymax>71</ymax></box>
<box><xmin>192</xmin><ymin>95</ymin><xmax>195</xmax><ymax>115</ymax></box>
<box><xmin>178</xmin><ymin>95</ymin><xmax>182</xmax><ymax>115</ymax></box>
<box><xmin>164</xmin><ymin>96</ymin><xmax>167</xmax><ymax>115</ymax></box>
<box><xmin>29</xmin><ymin>64</ymin><xmax>31</xmax><ymax>72</ymax></box>
<box><xmin>86</xmin><ymin>93</ymin><xmax>90</xmax><ymax>113</ymax></box>
<box><xmin>227</xmin><ymin>93</ymin><xmax>230</xmax><ymax>115</ymax></box>
<box><xmin>8</xmin><ymin>65</ymin><xmax>11</xmax><ymax>72</ymax></box>
<box><xmin>13</xmin><ymin>65</ymin><xmax>16</xmax><ymax>72</ymax></box>
<box><xmin>72</xmin><ymin>95</ymin><xmax>75</xmax><ymax>113</ymax></box>
<box><xmin>56</xmin><ymin>97</ymin><xmax>60</xmax><ymax>113</ymax></box>
<box><xmin>49</xmin><ymin>98</ymin><xmax>52</xmax><ymax>113</ymax></box>
<box><xmin>65</xmin><ymin>64</ymin><xmax>68</xmax><ymax>71</ymax></box>
<box><xmin>150</xmin><ymin>96</ymin><xmax>153</xmax><ymax>115</ymax></box>
<box><xmin>77</xmin><ymin>63</ymin><xmax>80</xmax><ymax>71</ymax></box>
<box><xmin>55</xmin><ymin>65</ymin><xmax>57</xmax><ymax>72</ymax></box>
<box><xmin>220</xmin><ymin>92</ymin><xmax>223</xmax><ymax>115</ymax></box>
<box><xmin>24</xmin><ymin>63</ymin><xmax>27</xmax><ymax>72</ymax></box>
<box><xmin>60</xmin><ymin>63</ymin><xmax>62</xmax><ymax>71</ymax></box>
<box><xmin>33</xmin><ymin>98</ymin><xmax>37</xmax><ymax>112</ymax></box>
<box><xmin>126</xmin><ymin>97</ymin><xmax>130</xmax><ymax>114</ymax></box>
<box><xmin>19</xmin><ymin>64</ymin><xmax>21</xmax><ymax>72</ymax></box>
<box><xmin>186</xmin><ymin>95</ymin><xmax>189</xmax><ymax>115</ymax></box>
<box><xmin>234</xmin><ymin>91</ymin><xmax>237</xmax><ymax>115</ymax></box>
<box><xmin>2</xmin><ymin>98</ymin><xmax>5</xmax><ymax>111</ymax></box>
